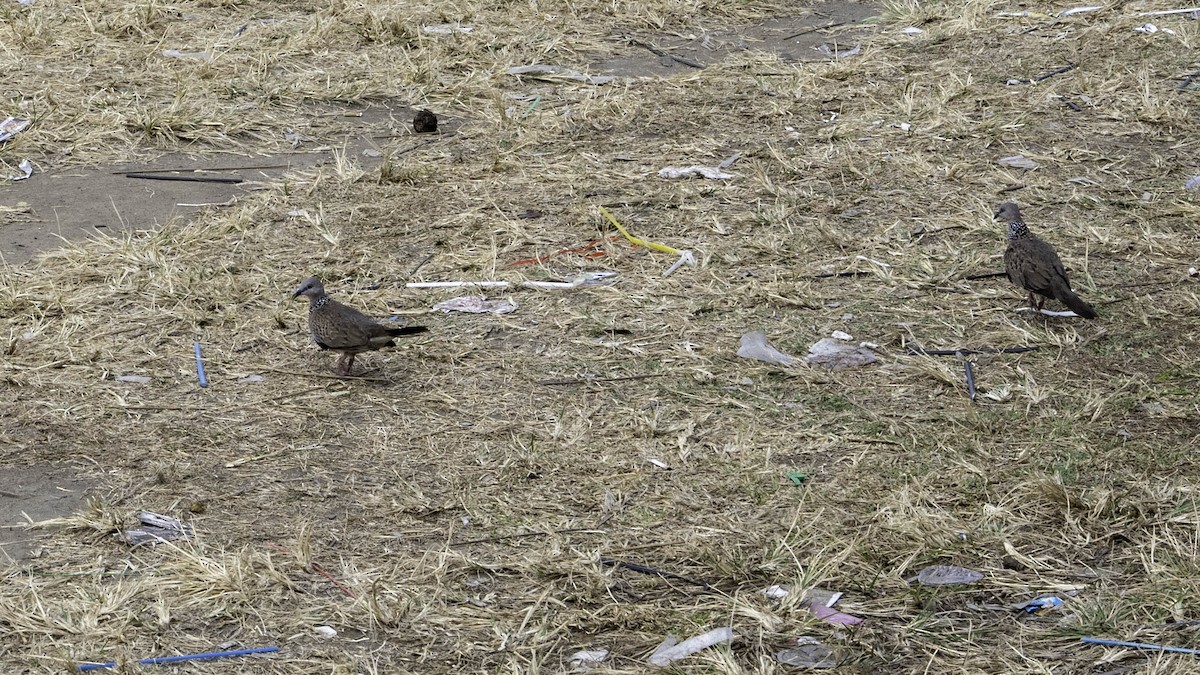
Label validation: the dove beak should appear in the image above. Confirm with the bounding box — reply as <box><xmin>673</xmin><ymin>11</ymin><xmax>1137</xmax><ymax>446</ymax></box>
<box><xmin>291</xmin><ymin>288</ymin><xmax>303</xmax><ymax>299</ymax></box>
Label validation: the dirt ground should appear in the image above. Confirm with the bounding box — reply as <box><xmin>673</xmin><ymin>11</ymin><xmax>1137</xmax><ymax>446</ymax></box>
<box><xmin>2</xmin><ymin>0</ymin><xmax>1200</xmax><ymax>673</ymax></box>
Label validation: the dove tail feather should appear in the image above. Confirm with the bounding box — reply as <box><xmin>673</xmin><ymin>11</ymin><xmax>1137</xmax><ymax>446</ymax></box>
<box><xmin>1059</xmin><ymin>289</ymin><xmax>1097</xmax><ymax>319</ymax></box>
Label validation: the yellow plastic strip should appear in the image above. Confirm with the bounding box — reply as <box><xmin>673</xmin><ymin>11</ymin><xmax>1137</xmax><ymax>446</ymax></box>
<box><xmin>597</xmin><ymin>206</ymin><xmax>680</xmax><ymax>255</ymax></box>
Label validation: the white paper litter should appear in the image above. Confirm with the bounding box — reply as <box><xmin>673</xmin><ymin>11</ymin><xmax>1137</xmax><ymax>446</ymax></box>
<box><xmin>902</xmin><ymin>26</ymin><xmax>924</xmax><ymax>34</ymax></box>
<box><xmin>422</xmin><ymin>23</ymin><xmax>474</xmax><ymax>34</ymax></box>
<box><xmin>240</xmin><ymin>375</ymin><xmax>264</xmax><ymax>383</ymax></box>
<box><xmin>1059</xmin><ymin>5</ymin><xmax>1102</xmax><ymax>16</ymax></box>
<box><xmin>1134</xmin><ymin>23</ymin><xmax>1159</xmax><ymax>33</ymax></box>
<box><xmin>737</xmin><ymin>331</ymin><xmax>799</xmax><ymax>367</ymax></box>
<box><xmin>805</xmin><ymin>337</ymin><xmax>878</xmax><ymax>370</ymax></box>
<box><xmin>6</xmin><ymin>158</ymin><xmax>32</xmax><ymax>181</ymax></box>
<box><xmin>506</xmin><ymin>64</ymin><xmax>615</xmax><ymax>85</ymax></box>
<box><xmin>433</xmin><ymin>295</ymin><xmax>517</xmax><ymax>315</ymax></box>
<box><xmin>0</xmin><ymin>116</ymin><xmax>31</xmax><ymax>143</ymax></box>
<box><xmin>647</xmin><ymin>458</ymin><xmax>671</xmax><ymax>470</ymax></box>
<box><xmin>648</xmin><ymin>627</ymin><xmax>734</xmax><ymax>666</ymax></box>
<box><xmin>776</xmin><ymin>638</ymin><xmax>837</xmax><ymax>668</ymax></box>
<box><xmin>830</xmin><ymin>330</ymin><xmax>854</xmax><ymax>341</ymax></box>
<box><xmin>998</xmin><ymin>155</ymin><xmax>1040</xmax><ymax>170</ymax></box>
<box><xmin>658</xmin><ymin>165</ymin><xmax>735</xmax><ymax>180</ymax></box>
<box><xmin>314</xmin><ymin>625</ymin><xmax>337</xmax><ymax>638</ymax></box>
<box><xmin>762</xmin><ymin>584</ymin><xmax>790</xmax><ymax>599</ymax></box>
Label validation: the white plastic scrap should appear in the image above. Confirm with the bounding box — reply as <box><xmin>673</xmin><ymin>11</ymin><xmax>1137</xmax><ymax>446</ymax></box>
<box><xmin>762</xmin><ymin>584</ymin><xmax>791</xmax><ymax>599</ymax></box>
<box><xmin>912</xmin><ymin>564</ymin><xmax>984</xmax><ymax>586</ymax></box>
<box><xmin>162</xmin><ymin>49</ymin><xmax>214</xmax><ymax>60</ymax></box>
<box><xmin>658</xmin><ymin>165</ymin><xmax>735</xmax><ymax>180</ymax></box>
<box><xmin>0</xmin><ymin>116</ymin><xmax>31</xmax><ymax>143</ymax></box>
<box><xmin>815</xmin><ymin>43</ymin><xmax>862</xmax><ymax>59</ymax></box>
<box><xmin>1058</xmin><ymin>6</ymin><xmax>1102</xmax><ymax>16</ymax></box>
<box><xmin>902</xmin><ymin>26</ymin><xmax>924</xmax><ymax>34</ymax></box>
<box><xmin>998</xmin><ymin>155</ymin><xmax>1040</xmax><ymax>170</ymax></box>
<box><xmin>776</xmin><ymin>637</ymin><xmax>837</xmax><ymax>669</ymax></box>
<box><xmin>6</xmin><ymin>158</ymin><xmax>32</xmax><ymax>181</ymax></box>
<box><xmin>506</xmin><ymin>64</ymin><xmax>615</xmax><ymax>85</ymax></box>
<box><xmin>422</xmin><ymin>23</ymin><xmax>474</xmax><ymax>34</ymax></box>
<box><xmin>569</xmin><ymin>649</ymin><xmax>609</xmax><ymax>665</ymax></box>
<box><xmin>648</xmin><ymin>627</ymin><xmax>734</xmax><ymax>667</ymax></box>
<box><xmin>314</xmin><ymin>625</ymin><xmax>338</xmax><ymax>638</ymax></box>
<box><xmin>433</xmin><ymin>295</ymin><xmax>518</xmax><ymax>315</ymax></box>
<box><xmin>804</xmin><ymin>337</ymin><xmax>878</xmax><ymax>370</ymax></box>
<box><xmin>115</xmin><ymin>375</ymin><xmax>151</xmax><ymax>384</ymax></box>
<box><xmin>1185</xmin><ymin>176</ymin><xmax>1200</xmax><ymax>191</ymax></box>
<box><xmin>520</xmin><ymin>271</ymin><xmax>616</xmax><ymax>290</ymax></box>
<box><xmin>737</xmin><ymin>331</ymin><xmax>800</xmax><ymax>367</ymax></box>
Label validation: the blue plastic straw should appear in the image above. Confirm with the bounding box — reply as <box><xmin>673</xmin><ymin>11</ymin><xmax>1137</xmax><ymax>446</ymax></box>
<box><xmin>1080</xmin><ymin>637</ymin><xmax>1200</xmax><ymax>656</ymax></box>
<box><xmin>77</xmin><ymin>645</ymin><xmax>279</xmax><ymax>671</ymax></box>
<box><xmin>193</xmin><ymin>341</ymin><xmax>208</xmax><ymax>388</ymax></box>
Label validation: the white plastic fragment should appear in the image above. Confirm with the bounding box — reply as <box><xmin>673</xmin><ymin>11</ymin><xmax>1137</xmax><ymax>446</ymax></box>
<box><xmin>569</xmin><ymin>649</ymin><xmax>609</xmax><ymax>665</ymax></box>
<box><xmin>775</xmin><ymin>637</ymin><xmax>837</xmax><ymax>668</ymax></box>
<box><xmin>658</xmin><ymin>165</ymin><xmax>735</xmax><ymax>180</ymax></box>
<box><xmin>998</xmin><ymin>155</ymin><xmax>1040</xmax><ymax>170</ymax></box>
<box><xmin>912</xmin><ymin>564</ymin><xmax>984</xmax><ymax>586</ymax></box>
<box><xmin>6</xmin><ymin>158</ymin><xmax>32</xmax><ymax>181</ymax></box>
<box><xmin>816</xmin><ymin>43</ymin><xmax>861</xmax><ymax>59</ymax></box>
<box><xmin>115</xmin><ymin>375</ymin><xmax>151</xmax><ymax>384</ymax></box>
<box><xmin>830</xmin><ymin>330</ymin><xmax>854</xmax><ymax>341</ymax></box>
<box><xmin>121</xmin><ymin>511</ymin><xmax>193</xmax><ymax>546</ymax></box>
<box><xmin>1185</xmin><ymin>176</ymin><xmax>1200</xmax><ymax>191</ymax></box>
<box><xmin>287</xmin><ymin>209</ymin><xmax>309</xmax><ymax>218</ymax></box>
<box><xmin>407</xmin><ymin>281</ymin><xmax>513</xmax><ymax>289</ymax></box>
<box><xmin>507</xmin><ymin>64</ymin><xmax>615</xmax><ymax>85</ymax></box>
<box><xmin>162</xmin><ymin>49</ymin><xmax>214</xmax><ymax>60</ymax></box>
<box><xmin>762</xmin><ymin>585</ymin><xmax>791</xmax><ymax>599</ymax></box>
<box><xmin>314</xmin><ymin>625</ymin><xmax>337</xmax><ymax>638</ymax></box>
<box><xmin>738</xmin><ymin>331</ymin><xmax>800</xmax><ymax>367</ymax></box>
<box><xmin>1058</xmin><ymin>6</ymin><xmax>1102</xmax><ymax>16</ymax></box>
<box><xmin>663</xmin><ymin>250</ymin><xmax>696</xmax><ymax>277</ymax></box>
<box><xmin>647</xmin><ymin>458</ymin><xmax>671</xmax><ymax>470</ymax></box>
<box><xmin>647</xmin><ymin>627</ymin><xmax>734</xmax><ymax>667</ymax></box>
<box><xmin>805</xmin><ymin>338</ymin><xmax>878</xmax><ymax>370</ymax></box>
<box><xmin>1134</xmin><ymin>23</ymin><xmax>1159</xmax><ymax>33</ymax></box>
<box><xmin>433</xmin><ymin>295</ymin><xmax>518</xmax><ymax>315</ymax></box>
<box><xmin>0</xmin><ymin>116</ymin><xmax>31</xmax><ymax>143</ymax></box>
<box><xmin>422</xmin><ymin>23</ymin><xmax>474</xmax><ymax>34</ymax></box>
<box><xmin>240</xmin><ymin>375</ymin><xmax>264</xmax><ymax>383</ymax></box>
<box><xmin>520</xmin><ymin>271</ymin><xmax>616</xmax><ymax>290</ymax></box>
<box><xmin>1188</xmin><ymin>267</ymin><xmax>1198</xmax><ymax>277</ymax></box>
<box><xmin>1137</xmin><ymin>7</ymin><xmax>1200</xmax><ymax>16</ymax></box>
<box><xmin>902</xmin><ymin>26</ymin><xmax>924</xmax><ymax>34</ymax></box>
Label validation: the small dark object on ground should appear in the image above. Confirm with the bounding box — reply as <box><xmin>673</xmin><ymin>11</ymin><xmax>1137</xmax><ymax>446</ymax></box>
<box><xmin>413</xmin><ymin>109</ymin><xmax>438</xmax><ymax>133</ymax></box>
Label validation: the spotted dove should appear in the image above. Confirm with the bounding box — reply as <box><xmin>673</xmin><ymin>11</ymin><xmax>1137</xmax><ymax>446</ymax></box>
<box><xmin>292</xmin><ymin>276</ymin><xmax>428</xmax><ymax>376</ymax></box>
<box><xmin>995</xmin><ymin>202</ymin><xmax>1097</xmax><ymax>319</ymax></box>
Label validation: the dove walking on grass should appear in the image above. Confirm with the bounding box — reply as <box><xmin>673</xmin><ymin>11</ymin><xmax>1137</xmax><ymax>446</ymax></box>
<box><xmin>292</xmin><ymin>276</ymin><xmax>428</xmax><ymax>376</ymax></box>
<box><xmin>996</xmin><ymin>202</ymin><xmax>1097</xmax><ymax>319</ymax></box>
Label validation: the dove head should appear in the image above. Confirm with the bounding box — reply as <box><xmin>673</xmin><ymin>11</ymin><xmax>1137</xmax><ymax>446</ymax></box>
<box><xmin>994</xmin><ymin>202</ymin><xmax>1030</xmax><ymax>240</ymax></box>
<box><xmin>292</xmin><ymin>276</ymin><xmax>326</xmax><ymax>300</ymax></box>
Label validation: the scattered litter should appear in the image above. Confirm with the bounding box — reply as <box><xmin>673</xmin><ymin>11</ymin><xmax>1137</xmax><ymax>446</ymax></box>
<box><xmin>77</xmin><ymin>646</ymin><xmax>279</xmax><ymax>672</ymax></box>
<box><xmin>902</xmin><ymin>26</ymin><xmax>924</xmax><ymax>34</ymax></box>
<box><xmin>314</xmin><ymin>625</ymin><xmax>337</xmax><ymax>638</ymax></box>
<box><xmin>115</xmin><ymin>375</ymin><xmax>151</xmax><ymax>384</ymax></box>
<box><xmin>407</xmin><ymin>281</ymin><xmax>513</xmax><ymax>289</ymax></box>
<box><xmin>763</xmin><ymin>585</ymin><xmax>790</xmax><ymax>599</ymax></box>
<box><xmin>896</xmin><ymin>122</ymin><xmax>911</xmax><ymax>132</ymax></box>
<box><xmin>1059</xmin><ymin>6</ymin><xmax>1103</xmax><ymax>16</ymax></box>
<box><xmin>120</xmin><ymin>511</ymin><xmax>194</xmax><ymax>546</ymax></box>
<box><xmin>775</xmin><ymin>637</ymin><xmax>837</xmax><ymax>668</ymax></box>
<box><xmin>433</xmin><ymin>295</ymin><xmax>517</xmax><ymax>315</ymax></box>
<box><xmin>1137</xmin><ymin>7</ymin><xmax>1200</xmax><ymax>16</ymax></box>
<box><xmin>809</xmin><ymin>604</ymin><xmax>864</xmax><ymax>625</ymax></box>
<box><xmin>194</xmin><ymin>341</ymin><xmax>208</xmax><ymax>388</ymax></box>
<box><xmin>998</xmin><ymin>155</ymin><xmax>1040</xmax><ymax>170</ymax></box>
<box><xmin>0</xmin><ymin>116</ymin><xmax>30</xmax><ymax>143</ymax></box>
<box><xmin>287</xmin><ymin>209</ymin><xmax>309</xmax><ymax>218</ymax></box>
<box><xmin>1068</xmin><ymin>176</ymin><xmax>1101</xmax><ymax>186</ymax></box>
<box><xmin>1022</xmin><ymin>596</ymin><xmax>1063</xmax><ymax>613</ymax></box>
<box><xmin>6</xmin><ymin>158</ymin><xmax>32</xmax><ymax>181</ymax></box>
<box><xmin>657</xmin><ymin>165</ymin><xmax>735</xmax><ymax>180</ymax></box>
<box><xmin>520</xmin><ymin>271</ymin><xmax>616</xmax><ymax>290</ymax></box>
<box><xmin>509</xmin><ymin>236</ymin><xmax>616</xmax><ymax>267</ymax></box>
<box><xmin>964</xmin><ymin>361</ymin><xmax>977</xmax><ymax>402</ymax></box>
<box><xmin>422</xmin><ymin>23</ymin><xmax>474</xmax><ymax>34</ymax></box>
<box><xmin>830</xmin><ymin>330</ymin><xmax>853</xmax><ymax>341</ymax></box>
<box><xmin>569</xmin><ymin>649</ymin><xmax>609</xmax><ymax>665</ymax></box>
<box><xmin>802</xmin><ymin>588</ymin><xmax>863</xmax><ymax>625</ymax></box>
<box><xmin>815</xmin><ymin>43</ymin><xmax>862</xmax><ymax>59</ymax></box>
<box><xmin>1134</xmin><ymin>23</ymin><xmax>1160</xmax><ymax>33</ymax></box>
<box><xmin>805</xmin><ymin>337</ymin><xmax>878</xmax><ymax>370</ymax></box>
<box><xmin>787</xmin><ymin>471</ymin><xmax>809</xmax><ymax>486</ymax></box>
<box><xmin>1188</xmin><ymin>267</ymin><xmax>1198</xmax><ymax>277</ymax></box>
<box><xmin>507</xmin><ymin>64</ymin><xmax>615</xmax><ymax>85</ymax></box>
<box><xmin>362</xmin><ymin>148</ymin><xmax>382</xmax><ymax>158</ymax></box>
<box><xmin>162</xmin><ymin>49</ymin><xmax>214</xmax><ymax>61</ymax></box>
<box><xmin>911</xmin><ymin>564</ymin><xmax>984</xmax><ymax>586</ymax></box>
<box><xmin>599</xmin><ymin>206</ymin><xmax>696</xmax><ymax>277</ymax></box>
<box><xmin>239</xmin><ymin>375</ymin><xmax>264</xmax><ymax>383</ymax></box>
<box><xmin>647</xmin><ymin>458</ymin><xmax>671</xmax><ymax>470</ymax></box>
<box><xmin>1185</xmin><ymin>176</ymin><xmax>1200</xmax><ymax>191</ymax></box>
<box><xmin>738</xmin><ymin>331</ymin><xmax>800</xmax><ymax>367</ymax></box>
<box><xmin>856</xmin><ymin>254</ymin><xmax>892</xmax><ymax>269</ymax></box>
<box><xmin>647</xmin><ymin>627</ymin><xmax>734</xmax><ymax>667</ymax></box>
<box><xmin>1080</xmin><ymin>637</ymin><xmax>1200</xmax><ymax>656</ymax></box>
<box><xmin>717</xmin><ymin>153</ymin><xmax>741</xmax><ymax>169</ymax></box>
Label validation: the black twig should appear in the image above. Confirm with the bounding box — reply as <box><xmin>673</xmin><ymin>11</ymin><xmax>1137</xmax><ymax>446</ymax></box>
<box><xmin>999</xmin><ymin>184</ymin><xmax>1027</xmax><ymax>194</ymax></box>
<box><xmin>124</xmin><ymin>173</ymin><xmax>243</xmax><ymax>184</ymax></box>
<box><xmin>601</xmin><ymin>558</ymin><xmax>710</xmax><ymax>590</ymax></box>
<box><xmin>964</xmin><ymin>361</ymin><xmax>976</xmax><ymax>402</ymax></box>
<box><xmin>908</xmin><ymin>346</ymin><xmax>1039</xmax><ymax>357</ymax></box>
<box><xmin>1033</xmin><ymin>63</ymin><xmax>1076</xmax><ymax>82</ymax></box>
<box><xmin>538</xmin><ymin>374</ymin><xmax>661</xmax><ymax>386</ymax></box>
<box><xmin>965</xmin><ymin>271</ymin><xmax>1009</xmax><ymax>280</ymax></box>
<box><xmin>784</xmin><ymin>21</ymin><xmax>849</xmax><ymax>41</ymax></box>
<box><xmin>1060</xmin><ymin>96</ymin><xmax>1082</xmax><ymax>111</ymax></box>
<box><xmin>1177</xmin><ymin>70</ymin><xmax>1200</xmax><ymax>91</ymax></box>
<box><xmin>811</xmin><ymin>270</ymin><xmax>872</xmax><ymax>279</ymax></box>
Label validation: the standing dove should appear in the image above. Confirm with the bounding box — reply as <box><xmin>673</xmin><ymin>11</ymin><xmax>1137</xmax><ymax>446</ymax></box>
<box><xmin>995</xmin><ymin>202</ymin><xmax>1097</xmax><ymax>319</ymax></box>
<box><xmin>292</xmin><ymin>276</ymin><xmax>428</xmax><ymax>376</ymax></box>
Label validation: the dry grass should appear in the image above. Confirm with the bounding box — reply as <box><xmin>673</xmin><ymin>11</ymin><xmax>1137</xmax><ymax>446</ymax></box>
<box><xmin>3</xmin><ymin>0</ymin><xmax>1200</xmax><ymax>672</ymax></box>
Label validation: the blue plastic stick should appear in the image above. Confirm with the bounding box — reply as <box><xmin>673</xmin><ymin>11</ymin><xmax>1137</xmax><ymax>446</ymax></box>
<box><xmin>77</xmin><ymin>645</ymin><xmax>279</xmax><ymax>671</ymax></box>
<box><xmin>1080</xmin><ymin>637</ymin><xmax>1200</xmax><ymax>656</ymax></box>
<box><xmin>193</xmin><ymin>341</ymin><xmax>208</xmax><ymax>388</ymax></box>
